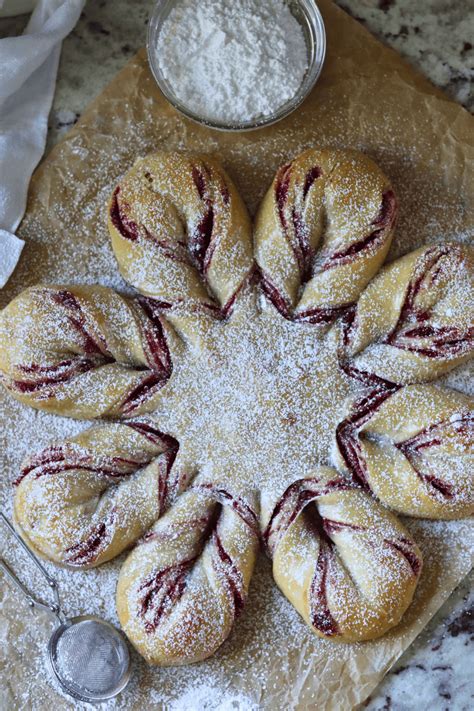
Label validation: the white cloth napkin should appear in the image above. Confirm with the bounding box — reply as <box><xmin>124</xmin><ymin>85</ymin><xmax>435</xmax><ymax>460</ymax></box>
<box><xmin>0</xmin><ymin>0</ymin><xmax>86</xmax><ymax>288</ymax></box>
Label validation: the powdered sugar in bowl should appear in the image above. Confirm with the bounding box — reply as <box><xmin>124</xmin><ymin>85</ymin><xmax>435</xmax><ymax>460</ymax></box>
<box><xmin>147</xmin><ymin>0</ymin><xmax>326</xmax><ymax>131</ymax></box>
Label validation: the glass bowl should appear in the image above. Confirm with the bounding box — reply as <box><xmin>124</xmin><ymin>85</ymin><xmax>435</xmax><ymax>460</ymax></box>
<box><xmin>146</xmin><ymin>0</ymin><xmax>326</xmax><ymax>132</ymax></box>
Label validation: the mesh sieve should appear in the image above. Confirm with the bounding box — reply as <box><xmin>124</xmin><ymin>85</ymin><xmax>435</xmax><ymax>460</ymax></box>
<box><xmin>1</xmin><ymin>513</ymin><xmax>131</xmax><ymax>704</ymax></box>
<box><xmin>48</xmin><ymin>616</ymin><xmax>131</xmax><ymax>702</ymax></box>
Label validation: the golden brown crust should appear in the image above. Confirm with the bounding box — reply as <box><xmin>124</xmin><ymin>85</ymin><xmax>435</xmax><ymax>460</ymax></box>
<box><xmin>13</xmin><ymin>419</ymin><xmax>185</xmax><ymax>567</ymax></box>
<box><xmin>116</xmin><ymin>482</ymin><xmax>259</xmax><ymax>665</ymax></box>
<box><xmin>334</xmin><ymin>384</ymin><xmax>474</xmax><ymax>519</ymax></box>
<box><xmin>341</xmin><ymin>243</ymin><xmax>474</xmax><ymax>383</ymax></box>
<box><xmin>108</xmin><ymin>152</ymin><xmax>254</xmax><ymax>340</ymax></box>
<box><xmin>262</xmin><ymin>467</ymin><xmax>422</xmax><ymax>642</ymax></box>
<box><xmin>254</xmin><ymin>148</ymin><xmax>397</xmax><ymax>325</ymax></box>
<box><xmin>0</xmin><ymin>284</ymin><xmax>182</xmax><ymax>419</ymax></box>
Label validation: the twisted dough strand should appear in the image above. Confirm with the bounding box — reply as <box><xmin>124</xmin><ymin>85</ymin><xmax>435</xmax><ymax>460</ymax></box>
<box><xmin>255</xmin><ymin>148</ymin><xmax>397</xmax><ymax>324</ymax></box>
<box><xmin>341</xmin><ymin>243</ymin><xmax>474</xmax><ymax>383</ymax></box>
<box><xmin>14</xmin><ymin>419</ymin><xmax>186</xmax><ymax>567</ymax></box>
<box><xmin>262</xmin><ymin>468</ymin><xmax>422</xmax><ymax>642</ymax></box>
<box><xmin>117</xmin><ymin>481</ymin><xmax>259</xmax><ymax>665</ymax></box>
<box><xmin>108</xmin><ymin>152</ymin><xmax>254</xmax><ymax>322</ymax></box>
<box><xmin>0</xmin><ymin>285</ymin><xmax>180</xmax><ymax>418</ymax></box>
<box><xmin>335</xmin><ymin>384</ymin><xmax>474</xmax><ymax>519</ymax></box>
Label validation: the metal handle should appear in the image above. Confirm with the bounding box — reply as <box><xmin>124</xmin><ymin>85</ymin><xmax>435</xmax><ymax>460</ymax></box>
<box><xmin>0</xmin><ymin>511</ymin><xmax>65</xmax><ymax>623</ymax></box>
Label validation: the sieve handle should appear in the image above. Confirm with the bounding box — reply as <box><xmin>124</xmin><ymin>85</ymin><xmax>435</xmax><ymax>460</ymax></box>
<box><xmin>0</xmin><ymin>511</ymin><xmax>65</xmax><ymax>623</ymax></box>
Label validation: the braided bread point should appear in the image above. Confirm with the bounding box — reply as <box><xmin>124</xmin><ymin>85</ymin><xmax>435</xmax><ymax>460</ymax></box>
<box><xmin>108</xmin><ymin>152</ymin><xmax>254</xmax><ymax>332</ymax></box>
<box><xmin>13</xmin><ymin>419</ymin><xmax>186</xmax><ymax>567</ymax></box>
<box><xmin>117</xmin><ymin>481</ymin><xmax>259</xmax><ymax>665</ymax></box>
<box><xmin>255</xmin><ymin>148</ymin><xmax>397</xmax><ymax>325</ymax></box>
<box><xmin>335</xmin><ymin>384</ymin><xmax>474</xmax><ymax>519</ymax></box>
<box><xmin>342</xmin><ymin>243</ymin><xmax>474</xmax><ymax>384</ymax></box>
<box><xmin>0</xmin><ymin>285</ymin><xmax>181</xmax><ymax>419</ymax></box>
<box><xmin>262</xmin><ymin>468</ymin><xmax>422</xmax><ymax>643</ymax></box>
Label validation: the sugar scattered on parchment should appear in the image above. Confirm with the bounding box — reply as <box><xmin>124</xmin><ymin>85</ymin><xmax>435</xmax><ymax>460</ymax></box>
<box><xmin>1</xmin><ymin>284</ymin><xmax>473</xmax><ymax>709</ymax></box>
<box><xmin>0</xmin><ymin>95</ymin><xmax>473</xmax><ymax>709</ymax></box>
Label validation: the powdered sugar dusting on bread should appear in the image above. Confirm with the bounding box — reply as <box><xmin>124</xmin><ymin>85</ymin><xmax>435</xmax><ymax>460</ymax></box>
<box><xmin>0</xmin><ymin>109</ymin><xmax>473</xmax><ymax>707</ymax></box>
<box><xmin>2</xmin><ymin>250</ymin><xmax>473</xmax><ymax>706</ymax></box>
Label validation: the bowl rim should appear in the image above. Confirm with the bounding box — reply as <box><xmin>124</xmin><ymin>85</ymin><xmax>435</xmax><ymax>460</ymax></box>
<box><xmin>146</xmin><ymin>0</ymin><xmax>326</xmax><ymax>133</ymax></box>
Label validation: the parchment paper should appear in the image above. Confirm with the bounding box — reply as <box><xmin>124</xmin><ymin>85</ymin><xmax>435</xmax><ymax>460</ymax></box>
<box><xmin>0</xmin><ymin>1</ymin><xmax>473</xmax><ymax>709</ymax></box>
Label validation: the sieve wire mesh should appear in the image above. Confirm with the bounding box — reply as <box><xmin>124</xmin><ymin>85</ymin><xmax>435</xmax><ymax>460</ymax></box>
<box><xmin>50</xmin><ymin>618</ymin><xmax>130</xmax><ymax>700</ymax></box>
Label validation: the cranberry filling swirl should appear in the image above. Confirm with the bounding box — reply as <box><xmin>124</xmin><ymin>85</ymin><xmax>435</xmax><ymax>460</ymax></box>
<box><xmin>254</xmin><ymin>148</ymin><xmax>397</xmax><ymax>325</ymax></box>
<box><xmin>0</xmin><ymin>285</ymin><xmax>179</xmax><ymax>419</ymax></box>
<box><xmin>108</xmin><ymin>152</ymin><xmax>254</xmax><ymax>335</ymax></box>
<box><xmin>341</xmin><ymin>243</ymin><xmax>474</xmax><ymax>384</ymax></box>
<box><xmin>13</xmin><ymin>419</ymin><xmax>185</xmax><ymax>568</ymax></box>
<box><xmin>262</xmin><ymin>467</ymin><xmax>422</xmax><ymax>642</ymax></box>
<box><xmin>334</xmin><ymin>384</ymin><xmax>474</xmax><ymax>519</ymax></box>
<box><xmin>116</xmin><ymin>481</ymin><xmax>259</xmax><ymax>665</ymax></box>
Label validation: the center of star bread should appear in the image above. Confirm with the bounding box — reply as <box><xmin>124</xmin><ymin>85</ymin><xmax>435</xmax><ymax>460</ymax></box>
<box><xmin>152</xmin><ymin>292</ymin><xmax>355</xmax><ymax>496</ymax></box>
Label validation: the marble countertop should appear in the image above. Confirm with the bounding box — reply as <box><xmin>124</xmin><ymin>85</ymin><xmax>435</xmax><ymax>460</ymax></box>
<box><xmin>0</xmin><ymin>2</ymin><xmax>472</xmax><ymax>710</ymax></box>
